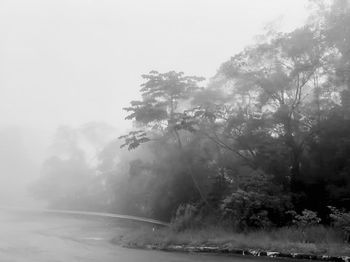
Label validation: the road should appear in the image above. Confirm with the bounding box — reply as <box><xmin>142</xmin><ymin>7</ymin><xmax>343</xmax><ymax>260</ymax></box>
<box><xmin>0</xmin><ymin>210</ymin><xmax>275</xmax><ymax>262</ymax></box>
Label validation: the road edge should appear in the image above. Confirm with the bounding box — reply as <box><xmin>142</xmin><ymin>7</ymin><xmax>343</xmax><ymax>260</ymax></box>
<box><xmin>121</xmin><ymin>243</ymin><xmax>350</xmax><ymax>262</ymax></box>
<box><xmin>0</xmin><ymin>206</ymin><xmax>169</xmax><ymax>227</ymax></box>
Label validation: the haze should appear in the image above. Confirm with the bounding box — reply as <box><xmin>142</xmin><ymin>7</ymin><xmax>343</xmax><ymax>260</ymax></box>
<box><xmin>0</xmin><ymin>0</ymin><xmax>308</xmax><ymax>205</ymax></box>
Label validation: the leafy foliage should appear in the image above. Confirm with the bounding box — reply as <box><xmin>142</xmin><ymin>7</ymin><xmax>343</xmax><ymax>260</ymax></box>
<box><xmin>290</xmin><ymin>209</ymin><xmax>322</xmax><ymax>227</ymax></box>
<box><xmin>220</xmin><ymin>169</ymin><xmax>291</xmax><ymax>229</ymax></box>
<box><xmin>328</xmin><ymin>206</ymin><xmax>350</xmax><ymax>236</ymax></box>
<box><xmin>118</xmin><ymin>131</ymin><xmax>150</xmax><ymax>150</ymax></box>
<box><xmin>32</xmin><ymin>1</ymin><xmax>350</xmax><ymax>233</ymax></box>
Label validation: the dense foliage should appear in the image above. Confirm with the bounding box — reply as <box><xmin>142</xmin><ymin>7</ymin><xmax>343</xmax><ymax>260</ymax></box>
<box><xmin>32</xmin><ymin>0</ymin><xmax>350</xmax><ymax>232</ymax></box>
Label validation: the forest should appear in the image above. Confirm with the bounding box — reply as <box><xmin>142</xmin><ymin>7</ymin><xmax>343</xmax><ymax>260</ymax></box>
<box><xmin>32</xmin><ymin>0</ymin><xmax>350</xmax><ymax>235</ymax></box>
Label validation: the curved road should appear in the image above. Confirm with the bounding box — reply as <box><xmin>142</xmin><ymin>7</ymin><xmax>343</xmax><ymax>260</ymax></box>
<box><xmin>0</xmin><ymin>210</ymin><xmax>275</xmax><ymax>262</ymax></box>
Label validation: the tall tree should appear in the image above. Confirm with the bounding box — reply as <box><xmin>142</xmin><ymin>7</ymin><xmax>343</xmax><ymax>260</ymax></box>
<box><xmin>120</xmin><ymin>71</ymin><xmax>204</xmax><ymax>149</ymax></box>
<box><xmin>218</xmin><ymin>26</ymin><xmax>325</xmax><ymax>182</ymax></box>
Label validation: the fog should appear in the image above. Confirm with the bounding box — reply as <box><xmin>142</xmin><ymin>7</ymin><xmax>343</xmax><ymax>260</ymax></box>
<box><xmin>0</xmin><ymin>0</ymin><xmax>308</xmax><ymax>206</ymax></box>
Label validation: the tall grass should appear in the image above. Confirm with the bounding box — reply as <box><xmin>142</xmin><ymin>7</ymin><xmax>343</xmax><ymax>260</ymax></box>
<box><xmin>116</xmin><ymin>225</ymin><xmax>350</xmax><ymax>256</ymax></box>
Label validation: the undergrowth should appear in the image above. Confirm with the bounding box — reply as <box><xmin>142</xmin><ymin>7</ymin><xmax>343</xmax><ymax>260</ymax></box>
<box><xmin>114</xmin><ymin>225</ymin><xmax>350</xmax><ymax>256</ymax></box>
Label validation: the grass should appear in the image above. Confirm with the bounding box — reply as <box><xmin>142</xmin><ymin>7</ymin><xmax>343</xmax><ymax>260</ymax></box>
<box><xmin>113</xmin><ymin>225</ymin><xmax>350</xmax><ymax>256</ymax></box>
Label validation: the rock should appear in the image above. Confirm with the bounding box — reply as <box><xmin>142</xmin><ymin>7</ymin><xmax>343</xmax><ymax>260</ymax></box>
<box><xmin>266</xmin><ymin>251</ymin><xmax>280</xmax><ymax>257</ymax></box>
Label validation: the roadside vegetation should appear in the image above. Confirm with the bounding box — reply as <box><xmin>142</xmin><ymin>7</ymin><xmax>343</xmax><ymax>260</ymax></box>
<box><xmin>115</xmin><ymin>224</ymin><xmax>350</xmax><ymax>256</ymax></box>
<box><xmin>115</xmin><ymin>206</ymin><xmax>350</xmax><ymax>256</ymax></box>
<box><xmin>32</xmin><ymin>0</ymin><xmax>350</xmax><ymax>255</ymax></box>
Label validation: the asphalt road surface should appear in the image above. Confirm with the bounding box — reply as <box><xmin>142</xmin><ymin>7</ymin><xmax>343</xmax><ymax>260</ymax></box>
<box><xmin>0</xmin><ymin>209</ymin><xmax>276</xmax><ymax>262</ymax></box>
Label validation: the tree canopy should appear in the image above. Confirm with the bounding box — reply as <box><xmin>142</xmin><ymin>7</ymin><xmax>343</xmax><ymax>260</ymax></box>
<box><xmin>32</xmin><ymin>0</ymin><xmax>350</xmax><ymax>229</ymax></box>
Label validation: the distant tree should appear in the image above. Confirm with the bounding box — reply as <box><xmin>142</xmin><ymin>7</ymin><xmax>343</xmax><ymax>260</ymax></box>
<box><xmin>31</xmin><ymin>123</ymin><xmax>117</xmax><ymax>210</ymax></box>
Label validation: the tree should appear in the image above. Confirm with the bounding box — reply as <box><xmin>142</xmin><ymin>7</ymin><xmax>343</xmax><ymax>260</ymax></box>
<box><xmin>120</xmin><ymin>71</ymin><xmax>204</xmax><ymax>149</ymax></box>
<box><xmin>217</xmin><ymin>26</ymin><xmax>326</xmax><ymax>185</ymax></box>
<box><xmin>31</xmin><ymin>123</ymin><xmax>117</xmax><ymax>210</ymax></box>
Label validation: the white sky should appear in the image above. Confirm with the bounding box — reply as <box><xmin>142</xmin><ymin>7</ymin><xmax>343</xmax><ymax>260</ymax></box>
<box><xmin>0</xmin><ymin>0</ymin><xmax>309</xmax><ymax>133</ymax></box>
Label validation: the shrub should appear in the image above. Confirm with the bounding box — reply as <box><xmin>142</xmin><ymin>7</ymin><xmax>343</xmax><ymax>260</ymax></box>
<box><xmin>171</xmin><ymin>203</ymin><xmax>201</xmax><ymax>231</ymax></box>
<box><xmin>328</xmin><ymin>206</ymin><xmax>350</xmax><ymax>242</ymax></box>
<box><xmin>219</xmin><ymin>168</ymin><xmax>292</xmax><ymax>230</ymax></box>
<box><xmin>220</xmin><ymin>190</ymin><xmax>273</xmax><ymax>229</ymax></box>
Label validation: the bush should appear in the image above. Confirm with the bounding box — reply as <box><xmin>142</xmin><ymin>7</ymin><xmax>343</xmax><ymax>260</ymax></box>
<box><xmin>328</xmin><ymin>206</ymin><xmax>350</xmax><ymax>242</ymax></box>
<box><xmin>219</xmin><ymin>168</ymin><xmax>292</xmax><ymax>230</ymax></box>
<box><xmin>220</xmin><ymin>190</ymin><xmax>273</xmax><ymax>229</ymax></box>
<box><xmin>170</xmin><ymin>203</ymin><xmax>201</xmax><ymax>231</ymax></box>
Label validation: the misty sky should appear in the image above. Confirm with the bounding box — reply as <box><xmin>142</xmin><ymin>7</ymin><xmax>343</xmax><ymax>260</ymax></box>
<box><xmin>0</xmin><ymin>0</ymin><xmax>308</xmax><ymax>133</ymax></box>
